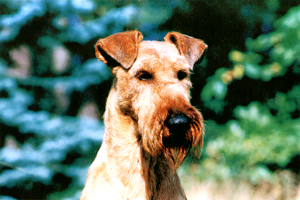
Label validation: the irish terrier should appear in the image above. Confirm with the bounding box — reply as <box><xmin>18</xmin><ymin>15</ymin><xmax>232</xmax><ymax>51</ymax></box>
<box><xmin>81</xmin><ymin>30</ymin><xmax>207</xmax><ymax>200</ymax></box>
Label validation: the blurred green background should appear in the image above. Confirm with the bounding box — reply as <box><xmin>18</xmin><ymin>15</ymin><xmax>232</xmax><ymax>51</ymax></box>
<box><xmin>0</xmin><ymin>0</ymin><xmax>299</xmax><ymax>199</ymax></box>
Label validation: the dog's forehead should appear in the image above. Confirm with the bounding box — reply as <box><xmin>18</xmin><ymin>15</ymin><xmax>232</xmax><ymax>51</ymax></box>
<box><xmin>133</xmin><ymin>41</ymin><xmax>190</xmax><ymax>70</ymax></box>
<box><xmin>138</xmin><ymin>41</ymin><xmax>182</xmax><ymax>61</ymax></box>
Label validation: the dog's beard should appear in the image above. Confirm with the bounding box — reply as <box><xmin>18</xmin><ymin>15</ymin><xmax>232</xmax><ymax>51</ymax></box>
<box><xmin>163</xmin><ymin>108</ymin><xmax>204</xmax><ymax>170</ymax></box>
<box><xmin>140</xmin><ymin>106</ymin><xmax>204</xmax><ymax>171</ymax></box>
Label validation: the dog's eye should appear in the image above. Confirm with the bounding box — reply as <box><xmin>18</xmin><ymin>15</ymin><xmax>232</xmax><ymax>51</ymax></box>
<box><xmin>136</xmin><ymin>71</ymin><xmax>153</xmax><ymax>81</ymax></box>
<box><xmin>177</xmin><ymin>70</ymin><xmax>188</xmax><ymax>80</ymax></box>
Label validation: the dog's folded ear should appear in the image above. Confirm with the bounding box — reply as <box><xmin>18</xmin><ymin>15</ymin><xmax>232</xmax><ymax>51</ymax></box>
<box><xmin>164</xmin><ymin>32</ymin><xmax>207</xmax><ymax>69</ymax></box>
<box><xmin>95</xmin><ymin>30</ymin><xmax>143</xmax><ymax>69</ymax></box>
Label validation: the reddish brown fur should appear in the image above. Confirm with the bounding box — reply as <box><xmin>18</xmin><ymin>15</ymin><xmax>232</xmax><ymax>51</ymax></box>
<box><xmin>81</xmin><ymin>31</ymin><xmax>207</xmax><ymax>200</ymax></box>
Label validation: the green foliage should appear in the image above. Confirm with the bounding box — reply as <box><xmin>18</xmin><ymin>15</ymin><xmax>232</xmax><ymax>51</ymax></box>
<box><xmin>202</xmin><ymin>99</ymin><xmax>300</xmax><ymax>182</ymax></box>
<box><xmin>200</xmin><ymin>4</ymin><xmax>300</xmax><ymax>183</ymax></box>
<box><xmin>201</xmin><ymin>5</ymin><xmax>300</xmax><ymax>112</ymax></box>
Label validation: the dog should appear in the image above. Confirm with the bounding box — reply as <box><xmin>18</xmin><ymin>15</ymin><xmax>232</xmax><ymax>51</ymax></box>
<box><xmin>80</xmin><ymin>30</ymin><xmax>207</xmax><ymax>200</ymax></box>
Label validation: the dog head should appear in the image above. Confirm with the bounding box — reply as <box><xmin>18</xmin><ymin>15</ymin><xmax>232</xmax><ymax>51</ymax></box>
<box><xmin>95</xmin><ymin>30</ymin><xmax>207</xmax><ymax>169</ymax></box>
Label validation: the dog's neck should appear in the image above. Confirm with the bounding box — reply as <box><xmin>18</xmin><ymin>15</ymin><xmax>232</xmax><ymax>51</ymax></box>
<box><xmin>100</xmin><ymin>85</ymin><xmax>185</xmax><ymax>199</ymax></box>
<box><xmin>103</xmin><ymin>85</ymin><xmax>140</xmax><ymax>147</ymax></box>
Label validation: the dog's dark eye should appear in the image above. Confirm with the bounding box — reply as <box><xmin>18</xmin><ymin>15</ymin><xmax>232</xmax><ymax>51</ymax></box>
<box><xmin>136</xmin><ymin>71</ymin><xmax>153</xmax><ymax>81</ymax></box>
<box><xmin>177</xmin><ymin>70</ymin><xmax>188</xmax><ymax>80</ymax></box>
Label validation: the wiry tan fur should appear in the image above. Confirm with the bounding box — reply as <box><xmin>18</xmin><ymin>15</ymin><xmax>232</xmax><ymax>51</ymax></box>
<box><xmin>81</xmin><ymin>30</ymin><xmax>207</xmax><ymax>200</ymax></box>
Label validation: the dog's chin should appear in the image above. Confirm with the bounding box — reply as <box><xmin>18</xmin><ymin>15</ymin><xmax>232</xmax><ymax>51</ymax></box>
<box><xmin>161</xmin><ymin>129</ymin><xmax>193</xmax><ymax>170</ymax></box>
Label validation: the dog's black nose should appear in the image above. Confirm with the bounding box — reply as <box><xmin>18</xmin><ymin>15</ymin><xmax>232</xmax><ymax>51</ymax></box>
<box><xmin>166</xmin><ymin>114</ymin><xmax>190</xmax><ymax>135</ymax></box>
